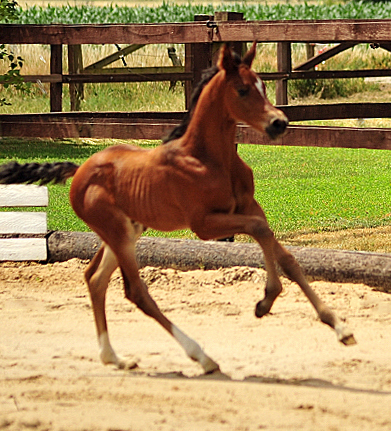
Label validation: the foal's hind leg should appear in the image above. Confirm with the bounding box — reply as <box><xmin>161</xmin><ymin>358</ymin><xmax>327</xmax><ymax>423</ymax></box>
<box><xmin>85</xmin><ymin>243</ymin><xmax>134</xmax><ymax>369</ymax></box>
<box><xmin>104</xmin><ymin>220</ymin><xmax>220</xmax><ymax>374</ymax></box>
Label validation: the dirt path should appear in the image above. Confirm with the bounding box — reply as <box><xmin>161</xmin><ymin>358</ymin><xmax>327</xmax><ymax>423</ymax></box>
<box><xmin>1</xmin><ymin>259</ymin><xmax>391</xmax><ymax>431</ymax></box>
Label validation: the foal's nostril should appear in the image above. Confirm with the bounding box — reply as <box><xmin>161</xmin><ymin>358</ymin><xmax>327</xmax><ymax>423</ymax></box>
<box><xmin>266</xmin><ymin>117</ymin><xmax>288</xmax><ymax>139</ymax></box>
<box><xmin>272</xmin><ymin>118</ymin><xmax>288</xmax><ymax>133</ymax></box>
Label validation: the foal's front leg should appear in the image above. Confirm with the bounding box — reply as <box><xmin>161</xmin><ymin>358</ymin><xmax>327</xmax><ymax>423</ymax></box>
<box><xmin>194</xmin><ymin>211</ymin><xmax>355</xmax><ymax>345</ymax></box>
<box><xmin>195</xmin><ymin>212</ymin><xmax>284</xmax><ymax>314</ymax></box>
<box><xmin>273</xmin><ymin>241</ymin><xmax>356</xmax><ymax>345</ymax></box>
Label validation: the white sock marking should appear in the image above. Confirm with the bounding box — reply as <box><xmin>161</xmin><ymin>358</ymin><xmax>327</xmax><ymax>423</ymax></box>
<box><xmin>99</xmin><ymin>332</ymin><xmax>120</xmax><ymax>366</ymax></box>
<box><xmin>172</xmin><ymin>325</ymin><xmax>219</xmax><ymax>373</ymax></box>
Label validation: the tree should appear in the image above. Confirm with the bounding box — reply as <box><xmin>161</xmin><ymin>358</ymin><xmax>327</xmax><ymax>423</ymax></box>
<box><xmin>0</xmin><ymin>0</ymin><xmax>28</xmax><ymax>106</ymax></box>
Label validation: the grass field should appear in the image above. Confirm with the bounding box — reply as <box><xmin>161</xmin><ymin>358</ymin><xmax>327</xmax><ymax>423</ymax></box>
<box><xmin>1</xmin><ymin>138</ymin><xmax>391</xmax><ymax>249</ymax></box>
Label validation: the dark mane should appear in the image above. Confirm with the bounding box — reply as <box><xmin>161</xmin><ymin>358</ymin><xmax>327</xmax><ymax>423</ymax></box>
<box><xmin>163</xmin><ymin>49</ymin><xmax>243</xmax><ymax>144</ymax></box>
<box><xmin>162</xmin><ymin>65</ymin><xmax>219</xmax><ymax>143</ymax></box>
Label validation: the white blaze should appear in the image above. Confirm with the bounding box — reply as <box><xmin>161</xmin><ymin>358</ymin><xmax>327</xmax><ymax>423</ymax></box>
<box><xmin>255</xmin><ymin>77</ymin><xmax>266</xmax><ymax>98</ymax></box>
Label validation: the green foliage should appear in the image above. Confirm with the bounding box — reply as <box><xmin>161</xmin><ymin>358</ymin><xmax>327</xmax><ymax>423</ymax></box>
<box><xmin>289</xmin><ymin>44</ymin><xmax>380</xmax><ymax>100</ymax></box>
<box><xmin>0</xmin><ymin>0</ymin><xmax>29</xmax><ymax>105</ymax></box>
<box><xmin>6</xmin><ymin>1</ymin><xmax>391</xmax><ymax>24</ymax></box>
<box><xmin>0</xmin><ymin>46</ymin><xmax>28</xmax><ymax>105</ymax></box>
<box><xmin>0</xmin><ymin>0</ymin><xmax>18</xmax><ymax>22</ymax></box>
<box><xmin>289</xmin><ymin>77</ymin><xmax>367</xmax><ymax>99</ymax></box>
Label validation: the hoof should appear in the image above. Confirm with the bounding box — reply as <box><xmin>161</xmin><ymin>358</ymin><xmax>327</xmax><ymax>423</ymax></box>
<box><xmin>335</xmin><ymin>323</ymin><xmax>357</xmax><ymax>346</ymax></box>
<box><xmin>204</xmin><ymin>364</ymin><xmax>221</xmax><ymax>375</ymax></box>
<box><xmin>255</xmin><ymin>300</ymin><xmax>270</xmax><ymax>318</ymax></box>
<box><xmin>202</xmin><ymin>357</ymin><xmax>220</xmax><ymax>374</ymax></box>
<box><xmin>118</xmin><ymin>358</ymin><xmax>138</xmax><ymax>370</ymax></box>
<box><xmin>205</xmin><ymin>367</ymin><xmax>224</xmax><ymax>377</ymax></box>
<box><xmin>340</xmin><ymin>333</ymin><xmax>357</xmax><ymax>346</ymax></box>
<box><xmin>101</xmin><ymin>352</ymin><xmax>138</xmax><ymax>370</ymax></box>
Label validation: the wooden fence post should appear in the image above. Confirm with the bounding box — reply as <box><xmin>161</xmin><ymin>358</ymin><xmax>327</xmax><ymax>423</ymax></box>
<box><xmin>185</xmin><ymin>15</ymin><xmax>213</xmax><ymax>109</ymax></box>
<box><xmin>68</xmin><ymin>45</ymin><xmax>84</xmax><ymax>111</ymax></box>
<box><xmin>213</xmin><ymin>11</ymin><xmax>244</xmax><ymax>62</ymax></box>
<box><xmin>168</xmin><ymin>46</ymin><xmax>182</xmax><ymax>91</ymax></box>
<box><xmin>306</xmin><ymin>43</ymin><xmax>315</xmax><ymax>66</ymax></box>
<box><xmin>50</xmin><ymin>44</ymin><xmax>63</xmax><ymax>112</ymax></box>
<box><xmin>185</xmin><ymin>12</ymin><xmax>245</xmax><ymax>109</ymax></box>
<box><xmin>276</xmin><ymin>42</ymin><xmax>291</xmax><ymax>105</ymax></box>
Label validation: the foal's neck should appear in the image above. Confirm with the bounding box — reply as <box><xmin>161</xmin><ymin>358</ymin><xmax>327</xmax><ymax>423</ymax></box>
<box><xmin>182</xmin><ymin>72</ymin><xmax>238</xmax><ymax>165</ymax></box>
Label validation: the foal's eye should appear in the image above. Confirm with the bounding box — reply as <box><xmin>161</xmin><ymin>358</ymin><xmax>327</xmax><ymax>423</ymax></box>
<box><xmin>237</xmin><ymin>88</ymin><xmax>249</xmax><ymax>97</ymax></box>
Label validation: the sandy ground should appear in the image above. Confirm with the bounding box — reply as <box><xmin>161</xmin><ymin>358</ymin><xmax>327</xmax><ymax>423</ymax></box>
<box><xmin>1</xmin><ymin>259</ymin><xmax>391</xmax><ymax>431</ymax></box>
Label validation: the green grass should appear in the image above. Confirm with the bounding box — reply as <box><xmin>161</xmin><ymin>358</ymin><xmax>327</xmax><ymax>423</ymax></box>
<box><xmin>241</xmin><ymin>145</ymin><xmax>391</xmax><ymax>237</ymax></box>
<box><xmin>0</xmin><ymin>81</ymin><xmax>186</xmax><ymax>114</ymax></box>
<box><xmin>1</xmin><ymin>138</ymin><xmax>391</xmax><ymax>241</ymax></box>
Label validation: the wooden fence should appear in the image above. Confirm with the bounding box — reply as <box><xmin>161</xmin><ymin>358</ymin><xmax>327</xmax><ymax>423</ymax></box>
<box><xmin>1</xmin><ymin>16</ymin><xmax>391</xmax><ymax>149</ymax></box>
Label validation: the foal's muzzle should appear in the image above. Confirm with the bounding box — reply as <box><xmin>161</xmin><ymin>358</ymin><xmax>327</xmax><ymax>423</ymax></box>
<box><xmin>266</xmin><ymin>117</ymin><xmax>288</xmax><ymax>140</ymax></box>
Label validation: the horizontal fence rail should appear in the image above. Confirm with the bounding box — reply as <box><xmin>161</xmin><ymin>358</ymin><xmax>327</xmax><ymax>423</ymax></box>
<box><xmin>1</xmin><ymin>102</ymin><xmax>391</xmax><ymax>129</ymax></box>
<box><xmin>2</xmin><ymin>111</ymin><xmax>391</xmax><ymax>150</ymax></box>
<box><xmin>3</xmin><ymin>20</ymin><xmax>391</xmax><ymax>44</ymax></box>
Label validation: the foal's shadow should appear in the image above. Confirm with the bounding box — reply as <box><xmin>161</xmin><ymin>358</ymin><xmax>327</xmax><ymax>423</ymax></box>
<box><xmin>129</xmin><ymin>369</ymin><xmax>391</xmax><ymax>396</ymax></box>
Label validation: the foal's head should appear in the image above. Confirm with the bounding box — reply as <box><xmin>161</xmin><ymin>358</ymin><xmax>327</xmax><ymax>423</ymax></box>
<box><xmin>218</xmin><ymin>42</ymin><xmax>288</xmax><ymax>140</ymax></box>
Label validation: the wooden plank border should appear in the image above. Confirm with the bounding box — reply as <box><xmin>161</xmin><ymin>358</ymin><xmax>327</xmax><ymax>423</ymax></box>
<box><xmin>0</xmin><ymin>184</ymin><xmax>48</xmax><ymax>207</ymax></box>
<box><xmin>0</xmin><ymin>238</ymin><xmax>47</xmax><ymax>261</ymax></box>
<box><xmin>0</xmin><ymin>185</ymin><xmax>48</xmax><ymax>261</ymax></box>
<box><xmin>0</xmin><ymin>212</ymin><xmax>47</xmax><ymax>234</ymax></box>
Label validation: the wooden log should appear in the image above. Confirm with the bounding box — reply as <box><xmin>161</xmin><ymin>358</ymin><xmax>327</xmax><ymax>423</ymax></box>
<box><xmin>290</xmin><ymin>69</ymin><xmax>391</xmax><ymax>80</ymax></box>
<box><xmin>168</xmin><ymin>46</ymin><xmax>183</xmax><ymax>90</ymax></box>
<box><xmin>47</xmin><ymin>232</ymin><xmax>391</xmax><ymax>292</ymax></box>
<box><xmin>238</xmin><ymin>124</ymin><xmax>391</xmax><ymax>150</ymax></box>
<box><xmin>185</xmin><ymin>14</ymin><xmax>214</xmax><ymax>109</ymax></box>
<box><xmin>1</xmin><ymin>103</ymin><xmax>391</xmax><ymax>125</ymax></box>
<box><xmin>294</xmin><ymin>42</ymin><xmax>357</xmax><ymax>71</ymax></box>
<box><xmin>84</xmin><ymin>44</ymin><xmax>145</xmax><ymax>70</ymax></box>
<box><xmin>63</xmin><ymin>72</ymin><xmax>192</xmax><ymax>83</ymax></box>
<box><xmin>3</xmin><ymin>112</ymin><xmax>391</xmax><ymax>148</ymax></box>
<box><xmin>18</xmin><ymin>68</ymin><xmax>391</xmax><ymax>84</ymax></box>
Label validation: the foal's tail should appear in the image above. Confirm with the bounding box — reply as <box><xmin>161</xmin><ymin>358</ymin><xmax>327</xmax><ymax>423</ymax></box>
<box><xmin>0</xmin><ymin>161</ymin><xmax>79</xmax><ymax>185</ymax></box>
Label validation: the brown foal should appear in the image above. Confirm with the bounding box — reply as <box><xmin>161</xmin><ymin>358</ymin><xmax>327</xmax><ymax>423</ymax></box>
<box><xmin>0</xmin><ymin>43</ymin><xmax>355</xmax><ymax>373</ymax></box>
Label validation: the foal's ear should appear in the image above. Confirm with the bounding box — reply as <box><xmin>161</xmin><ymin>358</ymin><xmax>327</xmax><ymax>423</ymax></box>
<box><xmin>218</xmin><ymin>44</ymin><xmax>238</xmax><ymax>74</ymax></box>
<box><xmin>242</xmin><ymin>41</ymin><xmax>257</xmax><ymax>68</ymax></box>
